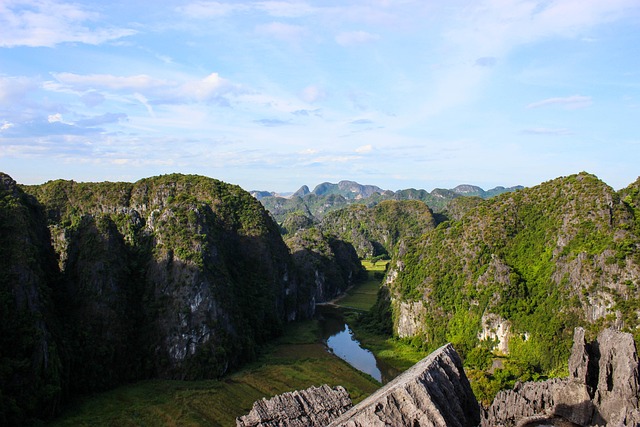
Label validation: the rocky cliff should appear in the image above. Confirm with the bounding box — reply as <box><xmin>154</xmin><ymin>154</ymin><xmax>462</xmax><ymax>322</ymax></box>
<box><xmin>2</xmin><ymin>172</ymin><xmax>363</xmax><ymax>424</ymax></box>
<box><xmin>237</xmin><ymin>385</ymin><xmax>353</xmax><ymax>427</ymax></box>
<box><xmin>482</xmin><ymin>327</ymin><xmax>640</xmax><ymax>426</ymax></box>
<box><xmin>385</xmin><ymin>172</ymin><xmax>640</xmax><ymax>372</ymax></box>
<box><xmin>0</xmin><ymin>174</ymin><xmax>62</xmax><ymax>424</ymax></box>
<box><xmin>237</xmin><ymin>343</ymin><xmax>480</xmax><ymax>427</ymax></box>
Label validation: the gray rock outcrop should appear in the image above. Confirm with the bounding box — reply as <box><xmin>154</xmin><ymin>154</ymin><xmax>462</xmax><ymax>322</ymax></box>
<box><xmin>237</xmin><ymin>343</ymin><xmax>479</xmax><ymax>427</ymax></box>
<box><xmin>327</xmin><ymin>343</ymin><xmax>480</xmax><ymax>427</ymax></box>
<box><xmin>236</xmin><ymin>385</ymin><xmax>352</xmax><ymax>427</ymax></box>
<box><xmin>482</xmin><ymin>327</ymin><xmax>640</xmax><ymax>427</ymax></box>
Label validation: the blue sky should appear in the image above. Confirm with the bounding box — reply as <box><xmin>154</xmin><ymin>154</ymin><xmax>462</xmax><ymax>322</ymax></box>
<box><xmin>1</xmin><ymin>0</ymin><xmax>639</xmax><ymax>193</ymax></box>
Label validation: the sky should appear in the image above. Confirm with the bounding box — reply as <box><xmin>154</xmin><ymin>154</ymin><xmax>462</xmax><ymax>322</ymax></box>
<box><xmin>1</xmin><ymin>0</ymin><xmax>639</xmax><ymax>193</ymax></box>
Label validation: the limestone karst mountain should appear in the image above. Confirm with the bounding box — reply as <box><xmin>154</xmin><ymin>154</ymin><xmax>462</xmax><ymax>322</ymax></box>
<box><xmin>384</xmin><ymin>172</ymin><xmax>640</xmax><ymax>373</ymax></box>
<box><xmin>0</xmin><ymin>172</ymin><xmax>362</xmax><ymax>424</ymax></box>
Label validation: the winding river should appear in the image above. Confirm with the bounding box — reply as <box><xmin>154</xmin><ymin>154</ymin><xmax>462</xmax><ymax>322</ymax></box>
<box><xmin>315</xmin><ymin>304</ymin><xmax>400</xmax><ymax>384</ymax></box>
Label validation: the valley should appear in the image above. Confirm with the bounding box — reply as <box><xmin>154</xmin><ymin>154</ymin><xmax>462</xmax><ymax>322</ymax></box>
<box><xmin>48</xmin><ymin>262</ymin><xmax>418</xmax><ymax>426</ymax></box>
<box><xmin>2</xmin><ymin>171</ymin><xmax>640</xmax><ymax>426</ymax></box>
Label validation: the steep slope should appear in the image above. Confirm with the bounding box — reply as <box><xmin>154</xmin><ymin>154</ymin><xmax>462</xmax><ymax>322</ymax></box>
<box><xmin>319</xmin><ymin>200</ymin><xmax>437</xmax><ymax>258</ymax></box>
<box><xmin>386</xmin><ymin>172</ymin><xmax>640</xmax><ymax>371</ymax></box>
<box><xmin>0</xmin><ymin>174</ymin><xmax>62</xmax><ymax>425</ymax></box>
<box><xmin>285</xmin><ymin>228</ymin><xmax>365</xmax><ymax>306</ymax></box>
<box><xmin>24</xmin><ymin>174</ymin><xmax>302</xmax><ymax>381</ymax></box>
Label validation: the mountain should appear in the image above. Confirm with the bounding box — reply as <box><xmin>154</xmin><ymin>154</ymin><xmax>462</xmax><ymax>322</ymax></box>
<box><xmin>2</xmin><ymin>172</ymin><xmax>362</xmax><ymax>424</ymax></box>
<box><xmin>319</xmin><ymin>200</ymin><xmax>437</xmax><ymax>259</ymax></box>
<box><xmin>313</xmin><ymin>180</ymin><xmax>386</xmax><ymax>199</ymax></box>
<box><xmin>383</xmin><ymin>172</ymin><xmax>640</xmax><ymax>373</ymax></box>
<box><xmin>0</xmin><ymin>174</ymin><xmax>62</xmax><ymax>425</ymax></box>
<box><xmin>256</xmin><ymin>181</ymin><xmax>522</xmax><ymax>223</ymax></box>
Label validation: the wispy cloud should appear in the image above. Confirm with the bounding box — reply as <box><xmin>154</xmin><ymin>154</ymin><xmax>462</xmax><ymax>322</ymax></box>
<box><xmin>255</xmin><ymin>22</ymin><xmax>307</xmax><ymax>42</ymax></box>
<box><xmin>176</xmin><ymin>1</ymin><xmax>246</xmax><ymax>18</ymax></box>
<box><xmin>255</xmin><ymin>1</ymin><xmax>316</xmax><ymax>18</ymax></box>
<box><xmin>0</xmin><ymin>0</ymin><xmax>136</xmax><ymax>47</ymax></box>
<box><xmin>475</xmin><ymin>57</ymin><xmax>497</xmax><ymax>67</ymax></box>
<box><xmin>51</xmin><ymin>73</ymin><xmax>166</xmax><ymax>91</ymax></box>
<box><xmin>254</xmin><ymin>118</ymin><xmax>291</xmax><ymax>127</ymax></box>
<box><xmin>49</xmin><ymin>72</ymin><xmax>242</xmax><ymax>105</ymax></box>
<box><xmin>521</xmin><ymin>127</ymin><xmax>573</xmax><ymax>136</ymax></box>
<box><xmin>350</xmin><ymin>119</ymin><xmax>374</xmax><ymax>125</ymax></box>
<box><xmin>335</xmin><ymin>30</ymin><xmax>380</xmax><ymax>46</ymax></box>
<box><xmin>526</xmin><ymin>95</ymin><xmax>592</xmax><ymax>109</ymax></box>
<box><xmin>300</xmin><ymin>85</ymin><xmax>325</xmax><ymax>103</ymax></box>
<box><xmin>355</xmin><ymin>144</ymin><xmax>373</xmax><ymax>153</ymax></box>
<box><xmin>0</xmin><ymin>76</ymin><xmax>36</xmax><ymax>104</ymax></box>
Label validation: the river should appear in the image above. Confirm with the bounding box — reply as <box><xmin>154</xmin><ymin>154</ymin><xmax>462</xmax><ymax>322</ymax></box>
<box><xmin>315</xmin><ymin>304</ymin><xmax>400</xmax><ymax>384</ymax></box>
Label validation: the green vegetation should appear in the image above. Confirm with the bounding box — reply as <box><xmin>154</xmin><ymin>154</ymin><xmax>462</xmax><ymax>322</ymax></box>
<box><xmin>379</xmin><ymin>173</ymin><xmax>640</xmax><ymax>403</ymax></box>
<box><xmin>332</xmin><ymin>260</ymin><xmax>385</xmax><ymax>310</ymax></box>
<box><xmin>319</xmin><ymin>200</ymin><xmax>436</xmax><ymax>259</ymax></box>
<box><xmin>260</xmin><ymin>181</ymin><xmax>522</xmax><ymax>224</ymax></box>
<box><xmin>49</xmin><ymin>319</ymin><xmax>379</xmax><ymax>427</ymax></box>
<box><xmin>337</xmin><ymin>260</ymin><xmax>430</xmax><ymax>373</ymax></box>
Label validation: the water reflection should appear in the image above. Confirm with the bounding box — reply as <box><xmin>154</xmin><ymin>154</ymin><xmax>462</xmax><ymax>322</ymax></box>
<box><xmin>316</xmin><ymin>305</ymin><xmax>399</xmax><ymax>384</ymax></box>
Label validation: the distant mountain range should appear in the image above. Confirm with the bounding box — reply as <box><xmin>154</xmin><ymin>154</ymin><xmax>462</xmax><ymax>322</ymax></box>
<box><xmin>251</xmin><ymin>180</ymin><xmax>524</xmax><ymax>222</ymax></box>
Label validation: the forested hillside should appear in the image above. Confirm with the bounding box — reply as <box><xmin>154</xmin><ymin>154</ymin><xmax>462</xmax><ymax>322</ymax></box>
<box><xmin>385</xmin><ymin>172</ymin><xmax>640</xmax><ymax>375</ymax></box>
<box><xmin>2</xmin><ymin>173</ymin><xmax>357</xmax><ymax>425</ymax></box>
<box><xmin>319</xmin><ymin>200</ymin><xmax>437</xmax><ymax>259</ymax></box>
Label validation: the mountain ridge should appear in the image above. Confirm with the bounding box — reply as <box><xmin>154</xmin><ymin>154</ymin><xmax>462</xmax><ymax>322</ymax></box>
<box><xmin>252</xmin><ymin>180</ymin><xmax>524</xmax><ymax>223</ymax></box>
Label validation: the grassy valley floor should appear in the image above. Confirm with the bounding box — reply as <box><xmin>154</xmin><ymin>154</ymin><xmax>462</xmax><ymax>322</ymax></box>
<box><xmin>49</xmin><ymin>261</ymin><xmax>405</xmax><ymax>427</ymax></box>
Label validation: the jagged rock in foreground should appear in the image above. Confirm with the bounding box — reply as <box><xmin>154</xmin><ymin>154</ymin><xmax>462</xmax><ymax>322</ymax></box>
<box><xmin>482</xmin><ymin>327</ymin><xmax>640</xmax><ymax>426</ymax></box>
<box><xmin>236</xmin><ymin>385</ymin><xmax>352</xmax><ymax>427</ymax></box>
<box><xmin>329</xmin><ymin>343</ymin><xmax>480</xmax><ymax>427</ymax></box>
<box><xmin>237</xmin><ymin>343</ymin><xmax>479</xmax><ymax>427</ymax></box>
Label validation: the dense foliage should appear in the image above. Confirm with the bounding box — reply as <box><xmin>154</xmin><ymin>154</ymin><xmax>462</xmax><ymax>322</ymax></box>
<box><xmin>319</xmin><ymin>200</ymin><xmax>437</xmax><ymax>259</ymax></box>
<box><xmin>3</xmin><ymin>173</ymin><xmax>306</xmax><ymax>424</ymax></box>
<box><xmin>0</xmin><ymin>174</ymin><xmax>62</xmax><ymax>425</ymax></box>
<box><xmin>387</xmin><ymin>173</ymin><xmax>640</xmax><ymax>376</ymax></box>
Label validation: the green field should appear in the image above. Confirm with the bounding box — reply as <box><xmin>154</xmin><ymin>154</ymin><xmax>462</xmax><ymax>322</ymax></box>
<box><xmin>333</xmin><ymin>260</ymin><xmax>387</xmax><ymax>311</ymax></box>
<box><xmin>49</xmin><ymin>259</ymin><xmax>428</xmax><ymax>427</ymax></box>
<box><xmin>50</xmin><ymin>319</ymin><xmax>379</xmax><ymax>427</ymax></box>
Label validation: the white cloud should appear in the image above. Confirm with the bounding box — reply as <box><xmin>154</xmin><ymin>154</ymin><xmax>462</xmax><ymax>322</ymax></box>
<box><xmin>355</xmin><ymin>144</ymin><xmax>373</xmax><ymax>153</ymax></box>
<box><xmin>133</xmin><ymin>93</ymin><xmax>155</xmax><ymax>117</ymax></box>
<box><xmin>180</xmin><ymin>73</ymin><xmax>232</xmax><ymax>102</ymax></box>
<box><xmin>335</xmin><ymin>30</ymin><xmax>380</xmax><ymax>46</ymax></box>
<box><xmin>52</xmin><ymin>73</ymin><xmax>166</xmax><ymax>91</ymax></box>
<box><xmin>255</xmin><ymin>22</ymin><xmax>307</xmax><ymax>42</ymax></box>
<box><xmin>49</xmin><ymin>72</ymin><xmax>242</xmax><ymax>106</ymax></box>
<box><xmin>177</xmin><ymin>1</ymin><xmax>245</xmax><ymax>18</ymax></box>
<box><xmin>1</xmin><ymin>121</ymin><xmax>14</xmax><ymax>131</ymax></box>
<box><xmin>0</xmin><ymin>0</ymin><xmax>136</xmax><ymax>47</ymax></box>
<box><xmin>47</xmin><ymin>113</ymin><xmax>63</xmax><ymax>123</ymax></box>
<box><xmin>300</xmin><ymin>85</ymin><xmax>325</xmax><ymax>103</ymax></box>
<box><xmin>255</xmin><ymin>1</ymin><xmax>316</xmax><ymax>18</ymax></box>
<box><xmin>526</xmin><ymin>95</ymin><xmax>592</xmax><ymax>110</ymax></box>
<box><xmin>522</xmin><ymin>127</ymin><xmax>573</xmax><ymax>136</ymax></box>
<box><xmin>0</xmin><ymin>75</ymin><xmax>36</xmax><ymax>105</ymax></box>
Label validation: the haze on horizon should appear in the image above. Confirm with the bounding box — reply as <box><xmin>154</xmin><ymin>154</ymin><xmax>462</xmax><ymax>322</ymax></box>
<box><xmin>1</xmin><ymin>0</ymin><xmax>639</xmax><ymax>193</ymax></box>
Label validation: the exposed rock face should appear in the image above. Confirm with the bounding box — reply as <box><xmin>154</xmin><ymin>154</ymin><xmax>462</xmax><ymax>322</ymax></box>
<box><xmin>5</xmin><ymin>173</ymin><xmax>327</xmax><ymax>422</ymax></box>
<box><xmin>482</xmin><ymin>327</ymin><xmax>640</xmax><ymax>427</ymax></box>
<box><xmin>327</xmin><ymin>343</ymin><xmax>480</xmax><ymax>427</ymax></box>
<box><xmin>237</xmin><ymin>344</ymin><xmax>479</xmax><ymax>427</ymax></box>
<box><xmin>236</xmin><ymin>385</ymin><xmax>352</xmax><ymax>427</ymax></box>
